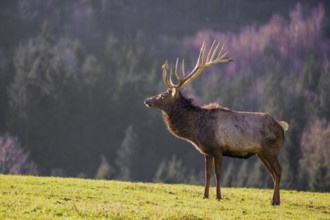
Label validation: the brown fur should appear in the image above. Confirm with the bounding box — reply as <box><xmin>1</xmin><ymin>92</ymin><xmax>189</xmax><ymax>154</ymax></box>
<box><xmin>145</xmin><ymin>91</ymin><xmax>288</xmax><ymax>205</ymax></box>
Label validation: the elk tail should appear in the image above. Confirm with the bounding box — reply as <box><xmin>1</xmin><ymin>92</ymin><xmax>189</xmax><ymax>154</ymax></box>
<box><xmin>278</xmin><ymin>121</ymin><xmax>289</xmax><ymax>132</ymax></box>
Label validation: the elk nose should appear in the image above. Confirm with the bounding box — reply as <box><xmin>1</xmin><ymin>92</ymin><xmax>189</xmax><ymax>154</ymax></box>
<box><xmin>144</xmin><ymin>98</ymin><xmax>152</xmax><ymax>107</ymax></box>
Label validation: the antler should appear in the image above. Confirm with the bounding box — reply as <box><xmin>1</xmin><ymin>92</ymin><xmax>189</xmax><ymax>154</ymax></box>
<box><xmin>162</xmin><ymin>41</ymin><xmax>233</xmax><ymax>90</ymax></box>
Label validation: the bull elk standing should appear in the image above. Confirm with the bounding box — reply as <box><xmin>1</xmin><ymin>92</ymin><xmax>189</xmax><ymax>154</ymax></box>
<box><xmin>144</xmin><ymin>41</ymin><xmax>288</xmax><ymax>205</ymax></box>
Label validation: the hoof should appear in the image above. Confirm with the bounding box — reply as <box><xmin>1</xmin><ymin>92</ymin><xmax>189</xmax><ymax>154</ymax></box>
<box><xmin>271</xmin><ymin>199</ymin><xmax>280</xmax><ymax>206</ymax></box>
<box><xmin>203</xmin><ymin>196</ymin><xmax>209</xmax><ymax>199</ymax></box>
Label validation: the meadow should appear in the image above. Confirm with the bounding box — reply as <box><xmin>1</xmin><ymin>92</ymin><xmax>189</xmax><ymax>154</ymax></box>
<box><xmin>0</xmin><ymin>175</ymin><xmax>329</xmax><ymax>219</ymax></box>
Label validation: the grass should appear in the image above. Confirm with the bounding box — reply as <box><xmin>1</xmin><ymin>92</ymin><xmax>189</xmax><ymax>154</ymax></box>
<box><xmin>0</xmin><ymin>175</ymin><xmax>329</xmax><ymax>219</ymax></box>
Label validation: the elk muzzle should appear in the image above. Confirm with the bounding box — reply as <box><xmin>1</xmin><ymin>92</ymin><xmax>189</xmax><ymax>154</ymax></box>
<box><xmin>144</xmin><ymin>97</ymin><xmax>153</xmax><ymax>108</ymax></box>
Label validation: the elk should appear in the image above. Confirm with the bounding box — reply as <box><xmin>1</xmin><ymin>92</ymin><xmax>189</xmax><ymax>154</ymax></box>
<box><xmin>144</xmin><ymin>41</ymin><xmax>288</xmax><ymax>205</ymax></box>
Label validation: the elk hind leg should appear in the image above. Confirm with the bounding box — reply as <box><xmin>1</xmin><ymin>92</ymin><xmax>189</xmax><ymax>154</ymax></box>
<box><xmin>270</xmin><ymin>158</ymin><xmax>282</xmax><ymax>205</ymax></box>
<box><xmin>257</xmin><ymin>152</ymin><xmax>281</xmax><ymax>206</ymax></box>
<box><xmin>257</xmin><ymin>153</ymin><xmax>276</xmax><ymax>184</ymax></box>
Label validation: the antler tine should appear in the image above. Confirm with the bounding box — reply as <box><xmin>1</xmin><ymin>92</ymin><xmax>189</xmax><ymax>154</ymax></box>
<box><xmin>181</xmin><ymin>59</ymin><xmax>186</xmax><ymax>78</ymax></box>
<box><xmin>217</xmin><ymin>43</ymin><xmax>225</xmax><ymax>61</ymax></box>
<box><xmin>210</xmin><ymin>41</ymin><xmax>221</xmax><ymax>62</ymax></box>
<box><xmin>163</xmin><ymin>58</ymin><xmax>188</xmax><ymax>89</ymax></box>
<box><xmin>206</xmin><ymin>40</ymin><xmax>217</xmax><ymax>62</ymax></box>
<box><xmin>205</xmin><ymin>43</ymin><xmax>233</xmax><ymax>66</ymax></box>
<box><xmin>217</xmin><ymin>43</ymin><xmax>233</xmax><ymax>62</ymax></box>
<box><xmin>175</xmin><ymin>58</ymin><xmax>181</xmax><ymax>82</ymax></box>
<box><xmin>220</xmin><ymin>51</ymin><xmax>229</xmax><ymax>60</ymax></box>
<box><xmin>218</xmin><ymin>43</ymin><xmax>225</xmax><ymax>58</ymax></box>
<box><xmin>169</xmin><ymin>66</ymin><xmax>175</xmax><ymax>86</ymax></box>
<box><xmin>178</xmin><ymin>41</ymin><xmax>208</xmax><ymax>88</ymax></box>
<box><xmin>195</xmin><ymin>41</ymin><xmax>206</xmax><ymax>68</ymax></box>
<box><xmin>201</xmin><ymin>41</ymin><xmax>207</xmax><ymax>65</ymax></box>
<box><xmin>162</xmin><ymin>61</ymin><xmax>172</xmax><ymax>89</ymax></box>
<box><xmin>162</xmin><ymin>41</ymin><xmax>233</xmax><ymax>91</ymax></box>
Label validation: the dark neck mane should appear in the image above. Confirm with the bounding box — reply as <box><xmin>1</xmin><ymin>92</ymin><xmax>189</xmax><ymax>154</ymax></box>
<box><xmin>162</xmin><ymin>92</ymin><xmax>201</xmax><ymax>139</ymax></box>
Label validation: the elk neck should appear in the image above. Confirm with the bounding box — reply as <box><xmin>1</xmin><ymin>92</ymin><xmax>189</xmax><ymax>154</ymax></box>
<box><xmin>161</xmin><ymin>93</ymin><xmax>201</xmax><ymax>140</ymax></box>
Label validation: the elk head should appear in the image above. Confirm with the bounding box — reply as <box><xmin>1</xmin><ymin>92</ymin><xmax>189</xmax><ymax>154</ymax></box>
<box><xmin>144</xmin><ymin>41</ymin><xmax>233</xmax><ymax>111</ymax></box>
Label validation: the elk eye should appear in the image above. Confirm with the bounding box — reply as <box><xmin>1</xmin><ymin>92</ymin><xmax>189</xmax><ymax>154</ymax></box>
<box><xmin>160</xmin><ymin>93</ymin><xmax>168</xmax><ymax>99</ymax></box>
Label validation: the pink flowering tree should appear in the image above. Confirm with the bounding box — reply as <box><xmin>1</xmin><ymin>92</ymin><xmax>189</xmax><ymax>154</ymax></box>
<box><xmin>0</xmin><ymin>134</ymin><xmax>38</xmax><ymax>175</ymax></box>
<box><xmin>300</xmin><ymin>118</ymin><xmax>330</xmax><ymax>191</ymax></box>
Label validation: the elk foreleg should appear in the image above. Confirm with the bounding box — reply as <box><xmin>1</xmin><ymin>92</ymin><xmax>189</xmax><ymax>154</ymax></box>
<box><xmin>203</xmin><ymin>155</ymin><xmax>213</xmax><ymax>199</ymax></box>
<box><xmin>214</xmin><ymin>150</ymin><xmax>223</xmax><ymax>200</ymax></box>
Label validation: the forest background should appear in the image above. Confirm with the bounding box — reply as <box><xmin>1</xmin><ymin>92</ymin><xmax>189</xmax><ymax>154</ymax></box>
<box><xmin>0</xmin><ymin>0</ymin><xmax>329</xmax><ymax>192</ymax></box>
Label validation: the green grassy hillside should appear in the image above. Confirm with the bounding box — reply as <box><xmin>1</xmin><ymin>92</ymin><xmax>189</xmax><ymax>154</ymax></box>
<box><xmin>0</xmin><ymin>175</ymin><xmax>329</xmax><ymax>219</ymax></box>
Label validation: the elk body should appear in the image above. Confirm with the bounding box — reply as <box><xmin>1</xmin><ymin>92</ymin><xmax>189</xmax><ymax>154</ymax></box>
<box><xmin>144</xmin><ymin>41</ymin><xmax>288</xmax><ymax>205</ymax></box>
